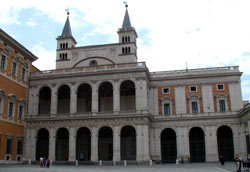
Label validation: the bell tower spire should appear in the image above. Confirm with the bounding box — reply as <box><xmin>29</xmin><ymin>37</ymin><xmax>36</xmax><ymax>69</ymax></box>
<box><xmin>118</xmin><ymin>3</ymin><xmax>138</xmax><ymax>61</ymax></box>
<box><xmin>56</xmin><ymin>10</ymin><xmax>77</xmax><ymax>69</ymax></box>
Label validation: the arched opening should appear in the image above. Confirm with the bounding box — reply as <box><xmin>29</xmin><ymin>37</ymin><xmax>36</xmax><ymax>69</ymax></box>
<box><xmin>98</xmin><ymin>126</ymin><xmax>113</xmax><ymax>161</ymax></box>
<box><xmin>56</xmin><ymin>128</ymin><xmax>69</xmax><ymax>161</ymax></box>
<box><xmin>38</xmin><ymin>86</ymin><xmax>51</xmax><ymax>114</ymax></box>
<box><xmin>57</xmin><ymin>85</ymin><xmax>70</xmax><ymax>114</ymax></box>
<box><xmin>217</xmin><ymin>125</ymin><xmax>234</xmax><ymax>161</ymax></box>
<box><xmin>98</xmin><ymin>82</ymin><xmax>113</xmax><ymax>112</ymax></box>
<box><xmin>161</xmin><ymin>128</ymin><xmax>177</xmax><ymax>163</ymax></box>
<box><xmin>77</xmin><ymin>84</ymin><xmax>92</xmax><ymax>113</ymax></box>
<box><xmin>36</xmin><ymin>128</ymin><xmax>49</xmax><ymax>160</ymax></box>
<box><xmin>76</xmin><ymin>127</ymin><xmax>91</xmax><ymax>161</ymax></box>
<box><xmin>189</xmin><ymin>127</ymin><xmax>205</xmax><ymax>162</ymax></box>
<box><xmin>120</xmin><ymin>80</ymin><xmax>135</xmax><ymax>111</ymax></box>
<box><xmin>121</xmin><ymin>126</ymin><xmax>136</xmax><ymax>160</ymax></box>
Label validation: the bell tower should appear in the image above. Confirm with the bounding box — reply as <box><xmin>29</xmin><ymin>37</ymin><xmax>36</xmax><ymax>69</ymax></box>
<box><xmin>56</xmin><ymin>11</ymin><xmax>77</xmax><ymax>69</ymax></box>
<box><xmin>118</xmin><ymin>3</ymin><xmax>138</xmax><ymax>60</ymax></box>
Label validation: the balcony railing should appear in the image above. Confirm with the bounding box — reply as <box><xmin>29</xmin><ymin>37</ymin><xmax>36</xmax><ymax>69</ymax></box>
<box><xmin>30</xmin><ymin>62</ymin><xmax>147</xmax><ymax>77</ymax></box>
<box><xmin>150</xmin><ymin>66</ymin><xmax>239</xmax><ymax>78</ymax></box>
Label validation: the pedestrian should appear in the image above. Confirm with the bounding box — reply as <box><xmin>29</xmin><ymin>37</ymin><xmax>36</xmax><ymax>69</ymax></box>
<box><xmin>243</xmin><ymin>156</ymin><xmax>247</xmax><ymax>171</ymax></box>
<box><xmin>46</xmin><ymin>158</ymin><xmax>50</xmax><ymax>168</ymax></box>
<box><xmin>235</xmin><ymin>154</ymin><xmax>241</xmax><ymax>172</ymax></box>
<box><xmin>39</xmin><ymin>157</ymin><xmax>43</xmax><ymax>168</ymax></box>
<box><xmin>219</xmin><ymin>155</ymin><xmax>225</xmax><ymax>166</ymax></box>
<box><xmin>43</xmin><ymin>157</ymin><xmax>47</xmax><ymax>168</ymax></box>
<box><xmin>247</xmin><ymin>155</ymin><xmax>250</xmax><ymax>171</ymax></box>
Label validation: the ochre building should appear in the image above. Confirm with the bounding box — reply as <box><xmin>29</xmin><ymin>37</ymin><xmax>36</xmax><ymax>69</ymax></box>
<box><xmin>24</xmin><ymin>7</ymin><xmax>250</xmax><ymax>164</ymax></box>
<box><xmin>0</xmin><ymin>28</ymin><xmax>38</xmax><ymax>162</ymax></box>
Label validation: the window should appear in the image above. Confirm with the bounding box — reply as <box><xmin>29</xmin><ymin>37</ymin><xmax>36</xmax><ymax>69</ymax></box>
<box><xmin>18</xmin><ymin>105</ymin><xmax>23</xmax><ymax>120</ymax></box>
<box><xmin>191</xmin><ymin>101</ymin><xmax>198</xmax><ymax>113</ymax></box>
<box><xmin>17</xmin><ymin>139</ymin><xmax>23</xmax><ymax>155</ymax></box>
<box><xmin>89</xmin><ymin>60</ymin><xmax>97</xmax><ymax>66</ymax></box>
<box><xmin>21</xmin><ymin>68</ymin><xmax>26</xmax><ymax>81</ymax></box>
<box><xmin>216</xmin><ymin>94</ymin><xmax>228</xmax><ymax>112</ymax></box>
<box><xmin>163</xmin><ymin>103</ymin><xmax>171</xmax><ymax>115</ymax></box>
<box><xmin>12</xmin><ymin>62</ymin><xmax>17</xmax><ymax>76</ymax></box>
<box><xmin>1</xmin><ymin>55</ymin><xmax>6</xmax><ymax>69</ymax></box>
<box><xmin>188</xmin><ymin>95</ymin><xmax>201</xmax><ymax>114</ymax></box>
<box><xmin>161</xmin><ymin>97</ymin><xmax>172</xmax><ymax>115</ymax></box>
<box><xmin>162</xmin><ymin>87</ymin><xmax>170</xmax><ymax>94</ymax></box>
<box><xmin>217</xmin><ymin>84</ymin><xmax>224</xmax><ymax>90</ymax></box>
<box><xmin>190</xmin><ymin>86</ymin><xmax>197</xmax><ymax>92</ymax></box>
<box><xmin>8</xmin><ymin>102</ymin><xmax>14</xmax><ymax>117</ymax></box>
<box><xmin>219</xmin><ymin>99</ymin><xmax>226</xmax><ymax>112</ymax></box>
<box><xmin>6</xmin><ymin>137</ymin><xmax>12</xmax><ymax>154</ymax></box>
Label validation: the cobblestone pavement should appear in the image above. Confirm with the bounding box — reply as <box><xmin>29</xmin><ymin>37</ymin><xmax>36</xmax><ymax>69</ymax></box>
<box><xmin>0</xmin><ymin>162</ymin><xmax>237</xmax><ymax>172</ymax></box>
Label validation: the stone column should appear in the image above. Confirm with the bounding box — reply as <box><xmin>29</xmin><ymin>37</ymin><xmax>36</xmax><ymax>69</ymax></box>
<box><xmin>232</xmin><ymin>125</ymin><xmax>240</xmax><ymax>156</ymax></box>
<box><xmin>176</xmin><ymin>127</ymin><xmax>189</xmax><ymax>160</ymax></box>
<box><xmin>30</xmin><ymin>128</ymin><xmax>37</xmax><ymax>161</ymax></box>
<box><xmin>135</xmin><ymin>79</ymin><xmax>141</xmax><ymax>112</ymax></box>
<box><xmin>154</xmin><ymin>128</ymin><xmax>161</xmax><ymax>161</ymax></box>
<box><xmin>238</xmin><ymin>124</ymin><xmax>247</xmax><ymax>156</ymax></box>
<box><xmin>205</xmin><ymin>126</ymin><xmax>218</xmax><ymax>162</ymax></box>
<box><xmin>51</xmin><ymin>87</ymin><xmax>58</xmax><ymax>114</ymax></box>
<box><xmin>136</xmin><ymin>125</ymin><xmax>143</xmax><ymax>161</ymax></box>
<box><xmin>91</xmin><ymin>126</ymin><xmax>98</xmax><ymax>162</ymax></box>
<box><xmin>113</xmin><ymin>81</ymin><xmax>120</xmax><ymax>113</ymax></box>
<box><xmin>69</xmin><ymin>127</ymin><xmax>76</xmax><ymax>161</ymax></box>
<box><xmin>142</xmin><ymin>125</ymin><xmax>150</xmax><ymax>161</ymax></box>
<box><xmin>140</xmin><ymin>79</ymin><xmax>148</xmax><ymax>111</ymax></box>
<box><xmin>49</xmin><ymin>128</ymin><xmax>56</xmax><ymax>161</ymax></box>
<box><xmin>24</xmin><ymin>128</ymin><xmax>31</xmax><ymax>161</ymax></box>
<box><xmin>33</xmin><ymin>88</ymin><xmax>39</xmax><ymax>115</ymax></box>
<box><xmin>70</xmin><ymin>85</ymin><xmax>77</xmax><ymax>114</ymax></box>
<box><xmin>91</xmin><ymin>82</ymin><xmax>98</xmax><ymax>115</ymax></box>
<box><xmin>113</xmin><ymin>126</ymin><xmax>121</xmax><ymax>161</ymax></box>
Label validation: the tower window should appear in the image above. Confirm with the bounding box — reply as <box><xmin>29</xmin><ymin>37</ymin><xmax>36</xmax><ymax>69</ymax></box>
<box><xmin>128</xmin><ymin>36</ymin><xmax>130</xmax><ymax>42</ymax></box>
<box><xmin>122</xmin><ymin>37</ymin><xmax>125</xmax><ymax>43</ymax></box>
<box><xmin>66</xmin><ymin>43</ymin><xmax>68</xmax><ymax>48</ymax></box>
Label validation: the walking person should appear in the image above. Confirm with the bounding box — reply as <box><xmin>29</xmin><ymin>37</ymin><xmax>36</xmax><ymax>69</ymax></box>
<box><xmin>46</xmin><ymin>158</ymin><xmax>50</xmax><ymax>168</ymax></box>
<box><xmin>219</xmin><ymin>155</ymin><xmax>225</xmax><ymax>166</ymax></box>
<box><xmin>43</xmin><ymin>157</ymin><xmax>47</xmax><ymax>168</ymax></box>
<box><xmin>39</xmin><ymin>157</ymin><xmax>43</xmax><ymax>168</ymax></box>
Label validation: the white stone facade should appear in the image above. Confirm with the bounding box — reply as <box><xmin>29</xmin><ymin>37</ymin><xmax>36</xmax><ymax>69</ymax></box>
<box><xmin>24</xmin><ymin>8</ymin><xmax>250</xmax><ymax>164</ymax></box>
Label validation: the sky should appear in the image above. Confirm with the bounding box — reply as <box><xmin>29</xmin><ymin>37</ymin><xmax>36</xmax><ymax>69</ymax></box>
<box><xmin>0</xmin><ymin>0</ymin><xmax>250</xmax><ymax>101</ymax></box>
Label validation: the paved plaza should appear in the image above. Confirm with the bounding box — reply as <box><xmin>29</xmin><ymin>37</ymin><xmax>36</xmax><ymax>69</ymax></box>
<box><xmin>0</xmin><ymin>162</ymin><xmax>238</xmax><ymax>172</ymax></box>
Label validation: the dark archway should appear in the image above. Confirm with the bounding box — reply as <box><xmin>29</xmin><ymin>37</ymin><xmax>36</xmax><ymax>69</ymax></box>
<box><xmin>98</xmin><ymin>126</ymin><xmax>113</xmax><ymax>161</ymax></box>
<box><xmin>217</xmin><ymin>125</ymin><xmax>234</xmax><ymax>161</ymax></box>
<box><xmin>38</xmin><ymin>86</ymin><xmax>51</xmax><ymax>114</ymax></box>
<box><xmin>120</xmin><ymin>80</ymin><xmax>135</xmax><ymax>111</ymax></box>
<box><xmin>36</xmin><ymin>128</ymin><xmax>49</xmax><ymax>160</ymax></box>
<box><xmin>57</xmin><ymin>85</ymin><xmax>70</xmax><ymax>114</ymax></box>
<box><xmin>98</xmin><ymin>82</ymin><xmax>113</xmax><ymax>112</ymax></box>
<box><xmin>121</xmin><ymin>126</ymin><xmax>136</xmax><ymax>160</ymax></box>
<box><xmin>161</xmin><ymin>128</ymin><xmax>177</xmax><ymax>163</ymax></box>
<box><xmin>76</xmin><ymin>127</ymin><xmax>91</xmax><ymax>161</ymax></box>
<box><xmin>77</xmin><ymin>84</ymin><xmax>92</xmax><ymax>113</ymax></box>
<box><xmin>189</xmin><ymin>127</ymin><xmax>205</xmax><ymax>162</ymax></box>
<box><xmin>56</xmin><ymin>128</ymin><xmax>69</xmax><ymax>161</ymax></box>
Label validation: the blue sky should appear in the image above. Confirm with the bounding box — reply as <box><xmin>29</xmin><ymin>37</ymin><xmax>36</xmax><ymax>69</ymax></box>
<box><xmin>1</xmin><ymin>0</ymin><xmax>250</xmax><ymax>101</ymax></box>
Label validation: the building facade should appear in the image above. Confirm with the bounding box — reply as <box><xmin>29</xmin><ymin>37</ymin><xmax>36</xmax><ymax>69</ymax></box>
<box><xmin>24</xmin><ymin>7</ymin><xmax>250</xmax><ymax>163</ymax></box>
<box><xmin>0</xmin><ymin>28</ymin><xmax>38</xmax><ymax>162</ymax></box>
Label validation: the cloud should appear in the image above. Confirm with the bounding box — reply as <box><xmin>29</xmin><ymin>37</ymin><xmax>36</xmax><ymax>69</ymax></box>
<box><xmin>26</xmin><ymin>20</ymin><xmax>36</xmax><ymax>26</ymax></box>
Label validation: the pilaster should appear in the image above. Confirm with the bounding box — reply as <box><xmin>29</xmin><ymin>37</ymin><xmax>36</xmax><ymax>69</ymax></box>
<box><xmin>113</xmin><ymin>81</ymin><xmax>120</xmax><ymax>112</ymax></box>
<box><xmin>51</xmin><ymin>86</ymin><xmax>58</xmax><ymax>114</ymax></box>
<box><xmin>113</xmin><ymin>126</ymin><xmax>121</xmax><ymax>161</ymax></box>
<box><xmin>91</xmin><ymin>126</ymin><xmax>98</xmax><ymax>162</ymax></box>
<box><xmin>205</xmin><ymin>126</ymin><xmax>218</xmax><ymax>162</ymax></box>
<box><xmin>49</xmin><ymin>128</ymin><xmax>56</xmax><ymax>161</ymax></box>
<box><xmin>69</xmin><ymin>127</ymin><xmax>76</xmax><ymax>161</ymax></box>
<box><xmin>91</xmin><ymin>82</ymin><xmax>98</xmax><ymax>114</ymax></box>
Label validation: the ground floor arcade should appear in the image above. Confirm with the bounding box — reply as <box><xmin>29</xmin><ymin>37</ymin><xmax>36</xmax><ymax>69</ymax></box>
<box><xmin>24</xmin><ymin>116</ymin><xmax>247</xmax><ymax>163</ymax></box>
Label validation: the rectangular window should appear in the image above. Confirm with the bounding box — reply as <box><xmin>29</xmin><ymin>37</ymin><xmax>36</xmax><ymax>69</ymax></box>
<box><xmin>12</xmin><ymin>62</ymin><xmax>17</xmax><ymax>76</ymax></box>
<box><xmin>190</xmin><ymin>86</ymin><xmax>197</xmax><ymax>92</ymax></box>
<box><xmin>18</xmin><ymin>106</ymin><xmax>23</xmax><ymax>120</ymax></box>
<box><xmin>219</xmin><ymin>99</ymin><xmax>226</xmax><ymax>112</ymax></box>
<box><xmin>8</xmin><ymin>102</ymin><xmax>13</xmax><ymax>117</ymax></box>
<box><xmin>191</xmin><ymin>101</ymin><xmax>198</xmax><ymax>113</ymax></box>
<box><xmin>164</xmin><ymin>103</ymin><xmax>171</xmax><ymax>115</ymax></box>
<box><xmin>6</xmin><ymin>137</ymin><xmax>12</xmax><ymax>154</ymax></box>
<box><xmin>217</xmin><ymin>84</ymin><xmax>224</xmax><ymax>90</ymax></box>
<box><xmin>17</xmin><ymin>140</ymin><xmax>23</xmax><ymax>155</ymax></box>
<box><xmin>162</xmin><ymin>87</ymin><xmax>170</xmax><ymax>94</ymax></box>
<box><xmin>1</xmin><ymin>55</ymin><xmax>6</xmax><ymax>69</ymax></box>
<box><xmin>0</xmin><ymin>98</ymin><xmax>2</xmax><ymax>114</ymax></box>
<box><xmin>21</xmin><ymin>68</ymin><xmax>26</xmax><ymax>80</ymax></box>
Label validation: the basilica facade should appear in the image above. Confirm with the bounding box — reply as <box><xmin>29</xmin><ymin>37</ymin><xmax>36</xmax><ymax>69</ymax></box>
<box><xmin>24</xmin><ymin>7</ymin><xmax>250</xmax><ymax>164</ymax></box>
